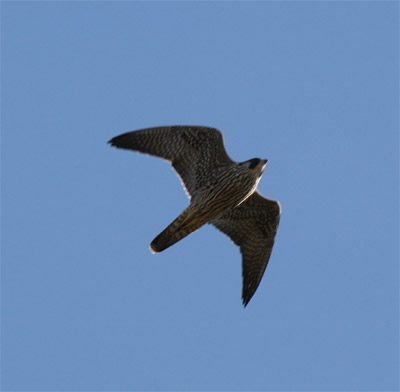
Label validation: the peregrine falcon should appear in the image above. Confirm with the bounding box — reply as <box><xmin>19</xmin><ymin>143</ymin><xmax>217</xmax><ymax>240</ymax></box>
<box><xmin>108</xmin><ymin>126</ymin><xmax>281</xmax><ymax>307</ymax></box>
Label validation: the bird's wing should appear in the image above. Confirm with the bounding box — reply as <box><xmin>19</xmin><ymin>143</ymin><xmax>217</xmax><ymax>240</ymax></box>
<box><xmin>108</xmin><ymin>126</ymin><xmax>233</xmax><ymax>199</ymax></box>
<box><xmin>210</xmin><ymin>191</ymin><xmax>281</xmax><ymax>307</ymax></box>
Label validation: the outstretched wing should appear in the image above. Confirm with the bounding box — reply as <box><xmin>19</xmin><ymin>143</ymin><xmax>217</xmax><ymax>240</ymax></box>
<box><xmin>210</xmin><ymin>191</ymin><xmax>281</xmax><ymax>307</ymax></box>
<box><xmin>108</xmin><ymin>126</ymin><xmax>233</xmax><ymax>198</ymax></box>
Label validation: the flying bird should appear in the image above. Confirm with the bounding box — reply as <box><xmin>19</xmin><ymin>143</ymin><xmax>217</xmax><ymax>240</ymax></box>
<box><xmin>108</xmin><ymin>126</ymin><xmax>281</xmax><ymax>306</ymax></box>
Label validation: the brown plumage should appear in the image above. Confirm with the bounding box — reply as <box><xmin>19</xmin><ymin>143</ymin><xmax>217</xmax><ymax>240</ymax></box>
<box><xmin>108</xmin><ymin>126</ymin><xmax>281</xmax><ymax>307</ymax></box>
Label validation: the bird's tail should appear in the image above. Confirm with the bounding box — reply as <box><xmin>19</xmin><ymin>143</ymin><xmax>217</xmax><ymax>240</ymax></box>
<box><xmin>150</xmin><ymin>208</ymin><xmax>206</xmax><ymax>253</ymax></box>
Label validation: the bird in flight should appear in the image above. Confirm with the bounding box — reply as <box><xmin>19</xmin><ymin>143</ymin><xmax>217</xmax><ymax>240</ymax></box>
<box><xmin>108</xmin><ymin>126</ymin><xmax>281</xmax><ymax>306</ymax></box>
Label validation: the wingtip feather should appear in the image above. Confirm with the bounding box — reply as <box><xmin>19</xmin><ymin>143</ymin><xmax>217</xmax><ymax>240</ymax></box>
<box><xmin>242</xmin><ymin>295</ymin><xmax>251</xmax><ymax>308</ymax></box>
<box><xmin>108</xmin><ymin>135</ymin><xmax>122</xmax><ymax>147</ymax></box>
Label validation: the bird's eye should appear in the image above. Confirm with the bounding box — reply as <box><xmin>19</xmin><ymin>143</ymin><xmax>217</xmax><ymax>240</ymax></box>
<box><xmin>248</xmin><ymin>158</ymin><xmax>260</xmax><ymax>169</ymax></box>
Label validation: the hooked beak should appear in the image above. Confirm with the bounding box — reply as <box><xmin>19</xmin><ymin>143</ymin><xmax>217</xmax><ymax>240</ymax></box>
<box><xmin>262</xmin><ymin>159</ymin><xmax>268</xmax><ymax>169</ymax></box>
<box><xmin>259</xmin><ymin>159</ymin><xmax>268</xmax><ymax>175</ymax></box>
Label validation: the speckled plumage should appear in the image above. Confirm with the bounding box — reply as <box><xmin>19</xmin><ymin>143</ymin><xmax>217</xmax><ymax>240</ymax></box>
<box><xmin>108</xmin><ymin>126</ymin><xmax>281</xmax><ymax>306</ymax></box>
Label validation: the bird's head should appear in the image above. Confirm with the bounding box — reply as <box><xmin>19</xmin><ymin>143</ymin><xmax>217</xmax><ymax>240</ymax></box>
<box><xmin>241</xmin><ymin>158</ymin><xmax>268</xmax><ymax>176</ymax></box>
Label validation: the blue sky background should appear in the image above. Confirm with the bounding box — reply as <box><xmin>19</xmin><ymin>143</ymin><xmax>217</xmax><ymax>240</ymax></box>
<box><xmin>1</xmin><ymin>2</ymin><xmax>398</xmax><ymax>391</ymax></box>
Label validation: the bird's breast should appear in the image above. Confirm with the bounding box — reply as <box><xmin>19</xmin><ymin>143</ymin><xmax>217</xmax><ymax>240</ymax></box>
<box><xmin>192</xmin><ymin>168</ymin><xmax>258</xmax><ymax>220</ymax></box>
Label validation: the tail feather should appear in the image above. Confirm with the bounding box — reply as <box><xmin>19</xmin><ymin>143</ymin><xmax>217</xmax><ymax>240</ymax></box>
<box><xmin>150</xmin><ymin>209</ymin><xmax>206</xmax><ymax>253</ymax></box>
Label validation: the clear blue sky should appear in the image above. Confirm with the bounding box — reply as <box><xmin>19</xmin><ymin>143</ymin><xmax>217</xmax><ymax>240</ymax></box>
<box><xmin>2</xmin><ymin>2</ymin><xmax>398</xmax><ymax>391</ymax></box>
